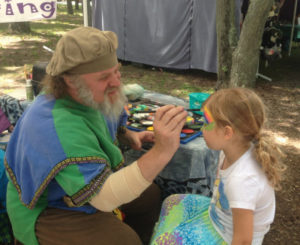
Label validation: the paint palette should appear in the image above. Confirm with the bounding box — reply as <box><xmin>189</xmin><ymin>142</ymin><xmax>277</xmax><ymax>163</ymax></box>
<box><xmin>126</xmin><ymin>100</ymin><xmax>204</xmax><ymax>144</ymax></box>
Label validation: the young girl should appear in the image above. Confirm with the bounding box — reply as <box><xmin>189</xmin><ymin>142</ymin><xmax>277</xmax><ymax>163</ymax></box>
<box><xmin>150</xmin><ymin>88</ymin><xmax>285</xmax><ymax>245</ymax></box>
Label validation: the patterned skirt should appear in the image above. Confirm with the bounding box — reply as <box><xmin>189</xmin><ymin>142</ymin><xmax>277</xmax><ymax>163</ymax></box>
<box><xmin>150</xmin><ymin>194</ymin><xmax>227</xmax><ymax>245</ymax></box>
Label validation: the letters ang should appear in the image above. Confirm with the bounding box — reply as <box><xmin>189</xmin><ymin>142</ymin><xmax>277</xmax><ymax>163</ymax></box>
<box><xmin>2</xmin><ymin>1</ymin><xmax>56</xmax><ymax>20</ymax></box>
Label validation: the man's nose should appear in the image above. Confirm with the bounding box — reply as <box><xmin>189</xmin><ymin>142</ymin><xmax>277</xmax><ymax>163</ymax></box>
<box><xmin>109</xmin><ymin>72</ymin><xmax>121</xmax><ymax>87</ymax></box>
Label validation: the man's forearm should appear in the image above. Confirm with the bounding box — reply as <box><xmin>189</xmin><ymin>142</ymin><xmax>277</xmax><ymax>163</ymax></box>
<box><xmin>89</xmin><ymin>161</ymin><xmax>151</xmax><ymax>212</ymax></box>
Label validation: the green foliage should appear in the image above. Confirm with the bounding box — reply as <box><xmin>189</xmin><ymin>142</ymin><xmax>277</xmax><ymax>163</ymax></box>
<box><xmin>221</xmin><ymin>65</ymin><xmax>228</xmax><ymax>73</ymax></box>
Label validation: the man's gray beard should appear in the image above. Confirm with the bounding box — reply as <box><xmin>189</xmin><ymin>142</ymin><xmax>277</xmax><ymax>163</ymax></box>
<box><xmin>72</xmin><ymin>76</ymin><xmax>127</xmax><ymax>121</ymax></box>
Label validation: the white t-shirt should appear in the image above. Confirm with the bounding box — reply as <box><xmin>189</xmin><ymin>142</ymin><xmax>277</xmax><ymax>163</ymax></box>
<box><xmin>209</xmin><ymin>146</ymin><xmax>275</xmax><ymax>245</ymax></box>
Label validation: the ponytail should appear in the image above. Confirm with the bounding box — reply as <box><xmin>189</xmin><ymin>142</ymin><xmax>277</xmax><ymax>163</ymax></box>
<box><xmin>253</xmin><ymin>132</ymin><xmax>286</xmax><ymax>190</ymax></box>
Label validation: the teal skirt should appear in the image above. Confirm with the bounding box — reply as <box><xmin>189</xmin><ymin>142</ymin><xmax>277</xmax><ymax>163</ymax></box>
<box><xmin>150</xmin><ymin>194</ymin><xmax>227</xmax><ymax>245</ymax></box>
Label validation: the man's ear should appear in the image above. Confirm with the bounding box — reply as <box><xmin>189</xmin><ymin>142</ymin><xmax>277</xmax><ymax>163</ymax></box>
<box><xmin>63</xmin><ymin>75</ymin><xmax>75</xmax><ymax>89</ymax></box>
<box><xmin>224</xmin><ymin>125</ymin><xmax>233</xmax><ymax>140</ymax></box>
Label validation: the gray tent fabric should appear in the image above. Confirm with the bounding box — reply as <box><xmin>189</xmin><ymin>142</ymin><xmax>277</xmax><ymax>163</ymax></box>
<box><xmin>92</xmin><ymin>0</ymin><xmax>242</xmax><ymax>73</ymax></box>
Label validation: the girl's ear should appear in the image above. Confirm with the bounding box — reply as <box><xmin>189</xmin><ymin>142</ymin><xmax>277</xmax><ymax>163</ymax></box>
<box><xmin>224</xmin><ymin>125</ymin><xmax>234</xmax><ymax>140</ymax></box>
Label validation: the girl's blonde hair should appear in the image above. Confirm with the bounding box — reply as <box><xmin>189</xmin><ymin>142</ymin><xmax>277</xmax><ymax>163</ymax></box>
<box><xmin>204</xmin><ymin>87</ymin><xmax>286</xmax><ymax>190</ymax></box>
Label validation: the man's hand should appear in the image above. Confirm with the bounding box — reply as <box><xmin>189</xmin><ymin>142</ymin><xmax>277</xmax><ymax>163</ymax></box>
<box><xmin>135</xmin><ymin>105</ymin><xmax>187</xmax><ymax>182</ymax></box>
<box><xmin>152</xmin><ymin>105</ymin><xmax>187</xmax><ymax>156</ymax></box>
<box><xmin>125</xmin><ymin>130</ymin><xmax>155</xmax><ymax>150</ymax></box>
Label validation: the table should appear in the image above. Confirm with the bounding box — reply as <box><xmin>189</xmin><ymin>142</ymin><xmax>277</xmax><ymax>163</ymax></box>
<box><xmin>123</xmin><ymin>91</ymin><xmax>220</xmax><ymax>199</ymax></box>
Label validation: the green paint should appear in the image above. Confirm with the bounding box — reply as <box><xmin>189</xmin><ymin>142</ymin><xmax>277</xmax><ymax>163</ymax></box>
<box><xmin>202</xmin><ymin>122</ymin><xmax>215</xmax><ymax>131</ymax></box>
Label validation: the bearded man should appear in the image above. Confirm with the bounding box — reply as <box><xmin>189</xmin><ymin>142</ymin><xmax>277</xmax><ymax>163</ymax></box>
<box><xmin>4</xmin><ymin>27</ymin><xmax>187</xmax><ymax>245</ymax></box>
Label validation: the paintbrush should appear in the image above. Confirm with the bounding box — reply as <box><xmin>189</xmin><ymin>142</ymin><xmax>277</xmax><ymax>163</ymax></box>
<box><xmin>132</xmin><ymin>108</ymin><xmax>201</xmax><ymax>113</ymax></box>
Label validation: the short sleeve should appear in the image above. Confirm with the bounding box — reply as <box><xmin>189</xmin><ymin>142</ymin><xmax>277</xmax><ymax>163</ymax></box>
<box><xmin>55</xmin><ymin>162</ymin><xmax>111</xmax><ymax>207</ymax></box>
<box><xmin>225</xmin><ymin>175</ymin><xmax>260</xmax><ymax>210</ymax></box>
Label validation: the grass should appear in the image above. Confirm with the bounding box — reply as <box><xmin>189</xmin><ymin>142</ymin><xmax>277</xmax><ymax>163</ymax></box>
<box><xmin>0</xmin><ymin>5</ymin><xmax>83</xmax><ymax>71</ymax></box>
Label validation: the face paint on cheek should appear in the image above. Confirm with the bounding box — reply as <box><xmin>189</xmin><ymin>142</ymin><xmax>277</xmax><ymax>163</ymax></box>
<box><xmin>202</xmin><ymin>106</ymin><xmax>215</xmax><ymax>131</ymax></box>
<box><xmin>202</xmin><ymin>121</ymin><xmax>215</xmax><ymax>131</ymax></box>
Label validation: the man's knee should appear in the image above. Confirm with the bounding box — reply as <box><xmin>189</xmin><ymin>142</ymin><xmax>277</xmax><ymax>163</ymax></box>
<box><xmin>121</xmin><ymin>183</ymin><xmax>162</xmax><ymax>214</ymax></box>
<box><xmin>36</xmin><ymin>208</ymin><xmax>142</xmax><ymax>245</ymax></box>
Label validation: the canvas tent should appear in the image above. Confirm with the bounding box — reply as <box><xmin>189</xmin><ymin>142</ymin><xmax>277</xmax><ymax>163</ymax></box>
<box><xmin>92</xmin><ymin>0</ymin><xmax>242</xmax><ymax>73</ymax></box>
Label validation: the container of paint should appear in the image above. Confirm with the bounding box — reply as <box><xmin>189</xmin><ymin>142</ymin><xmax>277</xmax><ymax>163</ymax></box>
<box><xmin>25</xmin><ymin>79</ymin><xmax>34</xmax><ymax>101</ymax></box>
<box><xmin>189</xmin><ymin>92</ymin><xmax>210</xmax><ymax>115</ymax></box>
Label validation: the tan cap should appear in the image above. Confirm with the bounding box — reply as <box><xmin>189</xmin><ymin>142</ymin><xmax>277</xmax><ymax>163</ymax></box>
<box><xmin>46</xmin><ymin>26</ymin><xmax>118</xmax><ymax>76</ymax></box>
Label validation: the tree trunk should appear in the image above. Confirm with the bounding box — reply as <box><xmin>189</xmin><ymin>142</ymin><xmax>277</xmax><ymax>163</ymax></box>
<box><xmin>216</xmin><ymin>0</ymin><xmax>238</xmax><ymax>90</ymax></box>
<box><xmin>230</xmin><ymin>0</ymin><xmax>273</xmax><ymax>88</ymax></box>
<box><xmin>8</xmin><ymin>22</ymin><xmax>31</xmax><ymax>33</ymax></box>
<box><xmin>67</xmin><ymin>0</ymin><xmax>74</xmax><ymax>15</ymax></box>
<box><xmin>75</xmin><ymin>0</ymin><xmax>80</xmax><ymax>10</ymax></box>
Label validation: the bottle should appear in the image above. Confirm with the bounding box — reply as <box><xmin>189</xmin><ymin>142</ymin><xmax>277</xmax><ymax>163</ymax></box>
<box><xmin>25</xmin><ymin>79</ymin><xmax>34</xmax><ymax>101</ymax></box>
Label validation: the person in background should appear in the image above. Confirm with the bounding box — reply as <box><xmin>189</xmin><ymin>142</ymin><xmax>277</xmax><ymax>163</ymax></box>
<box><xmin>0</xmin><ymin>94</ymin><xmax>25</xmax><ymax>134</ymax></box>
<box><xmin>4</xmin><ymin>26</ymin><xmax>187</xmax><ymax>245</ymax></box>
<box><xmin>0</xmin><ymin>108</ymin><xmax>13</xmax><ymax>134</ymax></box>
<box><xmin>150</xmin><ymin>88</ymin><xmax>286</xmax><ymax>245</ymax></box>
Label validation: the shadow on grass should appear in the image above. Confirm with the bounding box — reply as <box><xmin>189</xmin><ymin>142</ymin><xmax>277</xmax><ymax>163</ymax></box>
<box><xmin>1</xmin><ymin>39</ymin><xmax>52</xmax><ymax>67</ymax></box>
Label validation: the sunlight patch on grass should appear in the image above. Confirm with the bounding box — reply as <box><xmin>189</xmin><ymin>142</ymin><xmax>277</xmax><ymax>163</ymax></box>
<box><xmin>275</xmin><ymin>135</ymin><xmax>300</xmax><ymax>150</ymax></box>
<box><xmin>0</xmin><ymin>34</ymin><xmax>50</xmax><ymax>46</ymax></box>
<box><xmin>265</xmin><ymin>129</ymin><xmax>300</xmax><ymax>151</ymax></box>
<box><xmin>275</xmin><ymin>135</ymin><xmax>288</xmax><ymax>144</ymax></box>
<box><xmin>3</xmin><ymin>66</ymin><xmax>21</xmax><ymax>72</ymax></box>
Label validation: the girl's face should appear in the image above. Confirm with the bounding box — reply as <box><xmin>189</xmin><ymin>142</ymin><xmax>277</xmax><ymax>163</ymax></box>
<box><xmin>202</xmin><ymin>124</ymin><xmax>225</xmax><ymax>150</ymax></box>
<box><xmin>202</xmin><ymin>105</ymin><xmax>226</xmax><ymax>150</ymax></box>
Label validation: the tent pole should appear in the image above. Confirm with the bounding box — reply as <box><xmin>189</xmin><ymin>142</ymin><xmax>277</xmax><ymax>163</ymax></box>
<box><xmin>83</xmin><ymin>0</ymin><xmax>89</xmax><ymax>27</ymax></box>
<box><xmin>256</xmin><ymin>56</ymin><xmax>272</xmax><ymax>82</ymax></box>
<box><xmin>288</xmin><ymin>0</ymin><xmax>298</xmax><ymax>56</ymax></box>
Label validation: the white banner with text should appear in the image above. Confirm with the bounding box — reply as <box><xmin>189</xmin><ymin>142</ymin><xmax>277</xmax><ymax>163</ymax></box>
<box><xmin>0</xmin><ymin>0</ymin><xmax>57</xmax><ymax>23</ymax></box>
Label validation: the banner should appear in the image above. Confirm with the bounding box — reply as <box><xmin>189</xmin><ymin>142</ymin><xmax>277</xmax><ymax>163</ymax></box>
<box><xmin>0</xmin><ymin>0</ymin><xmax>57</xmax><ymax>23</ymax></box>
